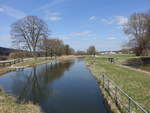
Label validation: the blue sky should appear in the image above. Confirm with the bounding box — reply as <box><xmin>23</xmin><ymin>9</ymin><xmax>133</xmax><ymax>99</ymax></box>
<box><xmin>0</xmin><ymin>0</ymin><xmax>150</xmax><ymax>51</ymax></box>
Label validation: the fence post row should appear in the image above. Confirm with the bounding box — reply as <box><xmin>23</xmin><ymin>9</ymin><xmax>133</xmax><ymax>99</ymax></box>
<box><xmin>128</xmin><ymin>98</ymin><xmax>131</xmax><ymax>113</ymax></box>
<box><xmin>0</xmin><ymin>58</ymin><xmax>24</xmax><ymax>67</ymax></box>
<box><xmin>99</xmin><ymin>75</ymin><xmax>148</xmax><ymax>113</ymax></box>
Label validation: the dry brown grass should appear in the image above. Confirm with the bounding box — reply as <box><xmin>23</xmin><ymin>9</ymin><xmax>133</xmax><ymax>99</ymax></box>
<box><xmin>0</xmin><ymin>90</ymin><xmax>43</xmax><ymax>113</ymax></box>
<box><xmin>0</xmin><ymin>68</ymin><xmax>15</xmax><ymax>76</ymax></box>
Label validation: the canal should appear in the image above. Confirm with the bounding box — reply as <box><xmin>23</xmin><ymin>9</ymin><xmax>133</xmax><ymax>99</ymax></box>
<box><xmin>0</xmin><ymin>58</ymin><xmax>108</xmax><ymax>113</ymax></box>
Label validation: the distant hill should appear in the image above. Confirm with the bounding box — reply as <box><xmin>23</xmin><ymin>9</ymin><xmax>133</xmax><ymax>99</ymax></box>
<box><xmin>0</xmin><ymin>47</ymin><xmax>16</xmax><ymax>56</ymax></box>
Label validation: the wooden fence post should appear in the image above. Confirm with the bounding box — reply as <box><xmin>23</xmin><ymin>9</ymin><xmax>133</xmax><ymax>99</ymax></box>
<box><xmin>107</xmin><ymin>80</ymin><xmax>110</xmax><ymax>91</ymax></box>
<box><xmin>102</xmin><ymin>75</ymin><xmax>105</xmax><ymax>88</ymax></box>
<box><xmin>115</xmin><ymin>86</ymin><xmax>118</xmax><ymax>104</ymax></box>
<box><xmin>99</xmin><ymin>75</ymin><xmax>148</xmax><ymax>113</ymax></box>
<box><xmin>128</xmin><ymin>98</ymin><xmax>131</xmax><ymax>113</ymax></box>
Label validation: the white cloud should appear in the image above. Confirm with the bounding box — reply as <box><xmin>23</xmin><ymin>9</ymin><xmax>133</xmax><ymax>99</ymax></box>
<box><xmin>82</xmin><ymin>37</ymin><xmax>98</xmax><ymax>41</ymax></box>
<box><xmin>35</xmin><ymin>0</ymin><xmax>66</xmax><ymax>12</ymax></box>
<box><xmin>115</xmin><ymin>16</ymin><xmax>128</xmax><ymax>25</ymax></box>
<box><xmin>101</xmin><ymin>18</ymin><xmax>114</xmax><ymax>24</ymax></box>
<box><xmin>30</xmin><ymin>0</ymin><xmax>68</xmax><ymax>21</ymax></box>
<box><xmin>70</xmin><ymin>30</ymin><xmax>92</xmax><ymax>36</ymax></box>
<box><xmin>0</xmin><ymin>8</ymin><xmax>4</xmax><ymax>12</ymax></box>
<box><xmin>31</xmin><ymin>0</ymin><xmax>68</xmax><ymax>16</ymax></box>
<box><xmin>101</xmin><ymin>16</ymin><xmax>128</xmax><ymax>25</ymax></box>
<box><xmin>47</xmin><ymin>11</ymin><xmax>63</xmax><ymax>21</ymax></box>
<box><xmin>48</xmin><ymin>16</ymin><xmax>62</xmax><ymax>21</ymax></box>
<box><xmin>59</xmin><ymin>36</ymin><xmax>69</xmax><ymax>40</ymax></box>
<box><xmin>89</xmin><ymin>16</ymin><xmax>96</xmax><ymax>20</ymax></box>
<box><xmin>50</xmin><ymin>12</ymin><xmax>61</xmax><ymax>16</ymax></box>
<box><xmin>0</xmin><ymin>5</ymin><xmax>26</xmax><ymax>19</ymax></box>
<box><xmin>107</xmin><ymin>37</ymin><xmax>117</xmax><ymax>40</ymax></box>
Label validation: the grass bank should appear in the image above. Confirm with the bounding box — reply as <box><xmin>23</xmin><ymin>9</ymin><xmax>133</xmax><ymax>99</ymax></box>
<box><xmin>85</xmin><ymin>56</ymin><xmax>150</xmax><ymax>112</ymax></box>
<box><xmin>13</xmin><ymin>55</ymin><xmax>82</xmax><ymax>67</ymax></box>
<box><xmin>0</xmin><ymin>57</ymin><xmax>54</xmax><ymax>76</ymax></box>
<box><xmin>0</xmin><ymin>55</ymin><xmax>81</xmax><ymax>75</ymax></box>
<box><xmin>0</xmin><ymin>89</ymin><xmax>42</xmax><ymax>113</ymax></box>
<box><xmin>101</xmin><ymin>54</ymin><xmax>150</xmax><ymax>72</ymax></box>
<box><xmin>0</xmin><ymin>68</ymin><xmax>15</xmax><ymax>76</ymax></box>
<box><xmin>121</xmin><ymin>56</ymin><xmax>150</xmax><ymax>72</ymax></box>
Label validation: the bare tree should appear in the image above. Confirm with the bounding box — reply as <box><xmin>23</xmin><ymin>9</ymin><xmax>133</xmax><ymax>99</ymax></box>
<box><xmin>39</xmin><ymin>38</ymin><xmax>66</xmax><ymax>58</ymax></box>
<box><xmin>39</xmin><ymin>37</ymin><xmax>50</xmax><ymax>59</ymax></box>
<box><xmin>53</xmin><ymin>39</ymin><xmax>65</xmax><ymax>56</ymax></box>
<box><xmin>11</xmin><ymin>16</ymin><xmax>49</xmax><ymax>59</ymax></box>
<box><xmin>64</xmin><ymin>45</ymin><xmax>70</xmax><ymax>55</ymax></box>
<box><xmin>123</xmin><ymin>12</ymin><xmax>150</xmax><ymax>56</ymax></box>
<box><xmin>87</xmin><ymin>46</ymin><xmax>96</xmax><ymax>56</ymax></box>
<box><xmin>64</xmin><ymin>44</ymin><xmax>75</xmax><ymax>55</ymax></box>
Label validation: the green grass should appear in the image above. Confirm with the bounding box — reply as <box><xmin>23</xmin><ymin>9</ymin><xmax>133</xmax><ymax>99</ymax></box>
<box><xmin>98</xmin><ymin>54</ymin><xmax>137</xmax><ymax>64</ymax></box>
<box><xmin>100</xmin><ymin>53</ymin><xmax>135</xmax><ymax>58</ymax></box>
<box><xmin>85</xmin><ymin>56</ymin><xmax>150</xmax><ymax>111</ymax></box>
<box><xmin>101</xmin><ymin>54</ymin><xmax>150</xmax><ymax>72</ymax></box>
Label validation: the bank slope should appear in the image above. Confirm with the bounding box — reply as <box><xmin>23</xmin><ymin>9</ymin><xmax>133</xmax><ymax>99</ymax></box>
<box><xmin>85</xmin><ymin>56</ymin><xmax>150</xmax><ymax>112</ymax></box>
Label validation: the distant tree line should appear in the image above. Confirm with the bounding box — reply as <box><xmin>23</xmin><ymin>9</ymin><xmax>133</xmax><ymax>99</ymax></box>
<box><xmin>75</xmin><ymin>46</ymin><xmax>96</xmax><ymax>56</ymax></box>
<box><xmin>9</xmin><ymin>15</ymin><xmax>98</xmax><ymax>59</ymax></box>
<box><xmin>123</xmin><ymin>9</ymin><xmax>150</xmax><ymax>56</ymax></box>
<box><xmin>39</xmin><ymin>38</ymin><xmax>75</xmax><ymax>58</ymax></box>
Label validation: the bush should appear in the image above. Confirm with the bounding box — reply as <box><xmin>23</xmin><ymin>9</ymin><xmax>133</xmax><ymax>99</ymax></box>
<box><xmin>9</xmin><ymin>51</ymin><xmax>34</xmax><ymax>59</ymax></box>
<box><xmin>0</xmin><ymin>56</ymin><xmax>8</xmax><ymax>60</ymax></box>
<box><xmin>9</xmin><ymin>52</ymin><xmax>24</xmax><ymax>59</ymax></box>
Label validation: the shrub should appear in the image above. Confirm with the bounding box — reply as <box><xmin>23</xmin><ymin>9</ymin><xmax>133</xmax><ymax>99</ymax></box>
<box><xmin>9</xmin><ymin>52</ymin><xmax>24</xmax><ymax>59</ymax></box>
<box><xmin>0</xmin><ymin>56</ymin><xmax>8</xmax><ymax>60</ymax></box>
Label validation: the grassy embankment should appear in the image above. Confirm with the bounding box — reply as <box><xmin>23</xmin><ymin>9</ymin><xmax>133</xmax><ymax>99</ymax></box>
<box><xmin>0</xmin><ymin>57</ymin><xmax>54</xmax><ymax>75</ymax></box>
<box><xmin>0</xmin><ymin>68</ymin><xmax>15</xmax><ymax>76</ymax></box>
<box><xmin>0</xmin><ymin>55</ymin><xmax>78</xmax><ymax>75</ymax></box>
<box><xmin>0</xmin><ymin>55</ymin><xmax>81</xmax><ymax>74</ymax></box>
<box><xmin>85</xmin><ymin>54</ymin><xmax>150</xmax><ymax>112</ymax></box>
<box><xmin>102</xmin><ymin>54</ymin><xmax>150</xmax><ymax>72</ymax></box>
<box><xmin>0</xmin><ymin>88</ymin><xmax>42</xmax><ymax>113</ymax></box>
<box><xmin>12</xmin><ymin>55</ymin><xmax>82</xmax><ymax>68</ymax></box>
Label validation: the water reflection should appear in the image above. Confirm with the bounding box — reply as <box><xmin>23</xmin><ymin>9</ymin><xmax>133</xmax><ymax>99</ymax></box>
<box><xmin>0</xmin><ymin>59</ymin><xmax>108</xmax><ymax>113</ymax></box>
<box><xmin>11</xmin><ymin>60</ymin><xmax>74</xmax><ymax>104</ymax></box>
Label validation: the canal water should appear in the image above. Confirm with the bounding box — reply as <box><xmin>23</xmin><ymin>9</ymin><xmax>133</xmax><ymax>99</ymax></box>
<box><xmin>0</xmin><ymin>58</ymin><xmax>108</xmax><ymax>113</ymax></box>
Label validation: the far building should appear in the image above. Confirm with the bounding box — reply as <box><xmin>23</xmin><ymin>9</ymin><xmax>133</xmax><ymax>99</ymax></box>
<box><xmin>99</xmin><ymin>51</ymin><xmax>117</xmax><ymax>54</ymax></box>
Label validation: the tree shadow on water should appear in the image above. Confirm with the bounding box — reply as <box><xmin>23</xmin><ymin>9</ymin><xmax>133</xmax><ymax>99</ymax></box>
<box><xmin>11</xmin><ymin>60</ymin><xmax>74</xmax><ymax>106</ymax></box>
